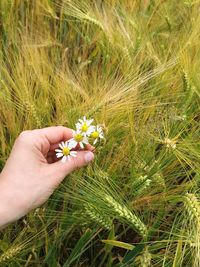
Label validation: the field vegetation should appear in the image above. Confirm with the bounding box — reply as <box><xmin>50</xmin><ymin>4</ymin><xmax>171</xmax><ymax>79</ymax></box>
<box><xmin>0</xmin><ymin>0</ymin><xmax>200</xmax><ymax>266</ymax></box>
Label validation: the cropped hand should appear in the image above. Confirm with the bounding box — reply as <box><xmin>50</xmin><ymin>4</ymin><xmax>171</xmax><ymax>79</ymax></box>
<box><xmin>0</xmin><ymin>126</ymin><xmax>94</xmax><ymax>229</ymax></box>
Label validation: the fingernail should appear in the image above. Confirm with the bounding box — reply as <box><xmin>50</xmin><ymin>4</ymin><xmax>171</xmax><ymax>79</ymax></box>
<box><xmin>84</xmin><ymin>151</ymin><xmax>94</xmax><ymax>163</ymax></box>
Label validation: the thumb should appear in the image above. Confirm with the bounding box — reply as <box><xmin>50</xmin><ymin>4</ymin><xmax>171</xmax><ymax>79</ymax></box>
<box><xmin>47</xmin><ymin>151</ymin><xmax>94</xmax><ymax>185</ymax></box>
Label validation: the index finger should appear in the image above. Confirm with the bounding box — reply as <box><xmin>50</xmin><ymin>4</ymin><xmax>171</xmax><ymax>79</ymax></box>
<box><xmin>33</xmin><ymin>126</ymin><xmax>73</xmax><ymax>145</ymax></box>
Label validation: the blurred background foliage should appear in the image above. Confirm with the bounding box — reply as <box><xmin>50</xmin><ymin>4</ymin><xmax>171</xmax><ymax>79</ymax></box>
<box><xmin>0</xmin><ymin>0</ymin><xmax>200</xmax><ymax>266</ymax></box>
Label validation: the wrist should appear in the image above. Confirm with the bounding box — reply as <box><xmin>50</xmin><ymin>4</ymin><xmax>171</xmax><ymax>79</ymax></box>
<box><xmin>0</xmin><ymin>174</ymin><xmax>25</xmax><ymax>229</ymax></box>
<box><xmin>0</xmin><ymin>194</ymin><xmax>14</xmax><ymax>229</ymax></box>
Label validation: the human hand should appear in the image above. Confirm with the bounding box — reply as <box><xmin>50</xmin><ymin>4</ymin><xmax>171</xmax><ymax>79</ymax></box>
<box><xmin>0</xmin><ymin>126</ymin><xmax>94</xmax><ymax>229</ymax></box>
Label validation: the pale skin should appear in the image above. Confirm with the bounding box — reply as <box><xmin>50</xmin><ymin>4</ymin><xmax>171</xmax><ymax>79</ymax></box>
<box><xmin>0</xmin><ymin>126</ymin><xmax>94</xmax><ymax>229</ymax></box>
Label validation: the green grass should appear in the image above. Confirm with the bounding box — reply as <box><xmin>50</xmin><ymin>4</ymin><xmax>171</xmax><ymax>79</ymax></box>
<box><xmin>0</xmin><ymin>0</ymin><xmax>200</xmax><ymax>266</ymax></box>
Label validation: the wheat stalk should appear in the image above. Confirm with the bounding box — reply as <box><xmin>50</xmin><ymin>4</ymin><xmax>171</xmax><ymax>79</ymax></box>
<box><xmin>184</xmin><ymin>193</ymin><xmax>200</xmax><ymax>223</ymax></box>
<box><xmin>105</xmin><ymin>195</ymin><xmax>147</xmax><ymax>237</ymax></box>
<box><xmin>140</xmin><ymin>247</ymin><xmax>151</xmax><ymax>267</ymax></box>
<box><xmin>132</xmin><ymin>175</ymin><xmax>152</xmax><ymax>197</ymax></box>
<box><xmin>0</xmin><ymin>245</ymin><xmax>23</xmax><ymax>264</ymax></box>
<box><xmin>84</xmin><ymin>204</ymin><xmax>112</xmax><ymax>230</ymax></box>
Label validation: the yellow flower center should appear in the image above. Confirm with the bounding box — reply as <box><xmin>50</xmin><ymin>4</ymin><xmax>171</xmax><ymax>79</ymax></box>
<box><xmin>74</xmin><ymin>133</ymin><xmax>83</xmax><ymax>142</ymax></box>
<box><xmin>81</xmin><ymin>123</ymin><xmax>88</xmax><ymax>132</ymax></box>
<box><xmin>91</xmin><ymin>131</ymin><xmax>99</xmax><ymax>139</ymax></box>
<box><xmin>62</xmin><ymin>147</ymin><xmax>70</xmax><ymax>156</ymax></box>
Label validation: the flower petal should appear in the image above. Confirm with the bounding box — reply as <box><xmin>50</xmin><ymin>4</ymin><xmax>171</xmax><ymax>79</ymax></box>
<box><xmin>89</xmin><ymin>125</ymin><xmax>95</xmax><ymax>131</ymax></box>
<box><xmin>88</xmin><ymin>119</ymin><xmax>94</xmax><ymax>125</ymax></box>
<box><xmin>70</xmin><ymin>151</ymin><xmax>77</xmax><ymax>157</ymax></box>
<box><xmin>77</xmin><ymin>120</ymin><xmax>83</xmax><ymax>125</ymax></box>
<box><xmin>83</xmin><ymin>137</ymin><xmax>89</xmax><ymax>144</ymax></box>
<box><xmin>82</xmin><ymin>132</ymin><xmax>88</xmax><ymax>138</ymax></box>
<box><xmin>93</xmin><ymin>139</ymin><xmax>98</xmax><ymax>145</ymax></box>
<box><xmin>80</xmin><ymin>142</ymin><xmax>84</xmax><ymax>149</ymax></box>
<box><xmin>97</xmin><ymin>125</ymin><xmax>102</xmax><ymax>131</ymax></box>
<box><xmin>68</xmin><ymin>139</ymin><xmax>77</xmax><ymax>148</ymax></box>
<box><xmin>56</xmin><ymin>152</ymin><xmax>63</xmax><ymax>158</ymax></box>
<box><xmin>65</xmin><ymin>141</ymin><xmax>69</xmax><ymax>146</ymax></box>
<box><xmin>61</xmin><ymin>156</ymin><xmax>67</xmax><ymax>163</ymax></box>
<box><xmin>59</xmin><ymin>143</ymin><xmax>64</xmax><ymax>149</ymax></box>
<box><xmin>55</xmin><ymin>149</ymin><xmax>62</xmax><ymax>153</ymax></box>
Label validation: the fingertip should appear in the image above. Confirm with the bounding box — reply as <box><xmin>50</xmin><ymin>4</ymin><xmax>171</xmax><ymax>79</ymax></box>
<box><xmin>48</xmin><ymin>150</ymin><xmax>94</xmax><ymax>178</ymax></box>
<box><xmin>84</xmin><ymin>151</ymin><xmax>94</xmax><ymax>163</ymax></box>
<box><xmin>66</xmin><ymin>150</ymin><xmax>94</xmax><ymax>171</ymax></box>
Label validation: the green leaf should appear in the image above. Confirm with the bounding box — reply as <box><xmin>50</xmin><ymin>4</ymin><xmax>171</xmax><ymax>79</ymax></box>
<box><xmin>62</xmin><ymin>229</ymin><xmax>96</xmax><ymax>267</ymax></box>
<box><xmin>122</xmin><ymin>244</ymin><xmax>145</xmax><ymax>266</ymax></box>
<box><xmin>102</xmin><ymin>240</ymin><xmax>134</xmax><ymax>251</ymax></box>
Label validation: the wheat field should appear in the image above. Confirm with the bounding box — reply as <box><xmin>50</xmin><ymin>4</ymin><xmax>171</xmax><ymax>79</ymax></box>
<box><xmin>0</xmin><ymin>0</ymin><xmax>200</xmax><ymax>266</ymax></box>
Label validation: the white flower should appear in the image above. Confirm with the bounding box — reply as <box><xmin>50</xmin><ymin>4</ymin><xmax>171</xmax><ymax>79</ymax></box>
<box><xmin>76</xmin><ymin>116</ymin><xmax>95</xmax><ymax>137</ymax></box>
<box><xmin>68</xmin><ymin>130</ymin><xmax>89</xmax><ymax>149</ymax></box>
<box><xmin>90</xmin><ymin>125</ymin><xmax>104</xmax><ymax>145</ymax></box>
<box><xmin>55</xmin><ymin>141</ymin><xmax>77</xmax><ymax>163</ymax></box>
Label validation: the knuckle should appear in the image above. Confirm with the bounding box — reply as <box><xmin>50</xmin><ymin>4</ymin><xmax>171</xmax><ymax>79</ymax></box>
<box><xmin>71</xmin><ymin>157</ymin><xmax>80</xmax><ymax>170</ymax></box>
<box><xmin>56</xmin><ymin>125</ymin><xmax>65</xmax><ymax>131</ymax></box>
<box><xmin>57</xmin><ymin>125</ymin><xmax>73</xmax><ymax>133</ymax></box>
<box><xmin>16</xmin><ymin>130</ymin><xmax>32</xmax><ymax>143</ymax></box>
